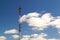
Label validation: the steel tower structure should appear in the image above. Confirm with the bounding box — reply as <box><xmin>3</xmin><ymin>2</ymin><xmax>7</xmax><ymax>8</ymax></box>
<box><xmin>18</xmin><ymin>8</ymin><xmax>21</xmax><ymax>40</ymax></box>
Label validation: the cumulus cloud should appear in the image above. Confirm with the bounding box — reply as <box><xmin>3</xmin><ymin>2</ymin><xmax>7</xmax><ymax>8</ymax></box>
<box><xmin>19</xmin><ymin>12</ymin><xmax>40</xmax><ymax>23</ymax></box>
<box><xmin>19</xmin><ymin>12</ymin><xmax>60</xmax><ymax>40</ymax></box>
<box><xmin>21</xmin><ymin>35</ymin><xmax>30</xmax><ymax>40</ymax></box>
<box><xmin>4</xmin><ymin>29</ymin><xmax>18</xmax><ymax>34</ymax></box>
<box><xmin>12</xmin><ymin>35</ymin><xmax>19</xmax><ymax>39</ymax></box>
<box><xmin>48</xmin><ymin>38</ymin><xmax>60</xmax><ymax>40</ymax></box>
<box><xmin>21</xmin><ymin>33</ymin><xmax>47</xmax><ymax>40</ymax></box>
<box><xmin>19</xmin><ymin>12</ymin><xmax>60</xmax><ymax>30</ymax></box>
<box><xmin>0</xmin><ymin>36</ymin><xmax>6</xmax><ymax>40</ymax></box>
<box><xmin>51</xmin><ymin>18</ymin><xmax>60</xmax><ymax>28</ymax></box>
<box><xmin>21</xmin><ymin>33</ymin><xmax>60</xmax><ymax>40</ymax></box>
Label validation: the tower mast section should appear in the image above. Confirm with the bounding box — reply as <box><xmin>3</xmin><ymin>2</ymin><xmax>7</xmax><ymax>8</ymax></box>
<box><xmin>18</xmin><ymin>8</ymin><xmax>21</xmax><ymax>40</ymax></box>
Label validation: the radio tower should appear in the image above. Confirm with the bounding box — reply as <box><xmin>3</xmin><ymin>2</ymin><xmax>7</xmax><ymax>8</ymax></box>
<box><xmin>18</xmin><ymin>8</ymin><xmax>21</xmax><ymax>40</ymax></box>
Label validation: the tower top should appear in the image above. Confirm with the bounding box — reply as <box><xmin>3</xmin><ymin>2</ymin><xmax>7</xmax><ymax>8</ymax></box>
<box><xmin>18</xmin><ymin>8</ymin><xmax>21</xmax><ymax>15</ymax></box>
<box><xmin>19</xmin><ymin>8</ymin><xmax>21</xmax><ymax>9</ymax></box>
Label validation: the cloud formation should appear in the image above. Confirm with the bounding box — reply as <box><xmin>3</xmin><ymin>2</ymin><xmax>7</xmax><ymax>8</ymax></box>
<box><xmin>4</xmin><ymin>29</ymin><xmax>18</xmax><ymax>34</ymax></box>
<box><xmin>0</xmin><ymin>36</ymin><xmax>6</xmax><ymax>40</ymax></box>
<box><xmin>19</xmin><ymin>12</ymin><xmax>60</xmax><ymax>30</ymax></box>
<box><xmin>48</xmin><ymin>38</ymin><xmax>60</xmax><ymax>40</ymax></box>
<box><xmin>21</xmin><ymin>33</ymin><xmax>47</xmax><ymax>40</ymax></box>
<box><xmin>1</xmin><ymin>12</ymin><xmax>60</xmax><ymax>40</ymax></box>
<box><xmin>12</xmin><ymin>35</ymin><xmax>19</xmax><ymax>39</ymax></box>
<box><xmin>21</xmin><ymin>33</ymin><xmax>60</xmax><ymax>40</ymax></box>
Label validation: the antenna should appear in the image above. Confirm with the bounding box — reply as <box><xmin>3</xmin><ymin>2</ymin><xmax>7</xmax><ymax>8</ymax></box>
<box><xmin>18</xmin><ymin>7</ymin><xmax>21</xmax><ymax>40</ymax></box>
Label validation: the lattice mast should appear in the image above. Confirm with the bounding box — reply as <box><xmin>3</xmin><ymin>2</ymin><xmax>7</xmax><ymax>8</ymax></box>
<box><xmin>18</xmin><ymin>8</ymin><xmax>21</xmax><ymax>40</ymax></box>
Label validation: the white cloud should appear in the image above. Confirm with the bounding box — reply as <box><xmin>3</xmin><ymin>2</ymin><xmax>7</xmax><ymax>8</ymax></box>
<box><xmin>57</xmin><ymin>16</ymin><xmax>60</xmax><ymax>19</ymax></box>
<box><xmin>19</xmin><ymin>12</ymin><xmax>40</xmax><ymax>23</ymax></box>
<box><xmin>51</xmin><ymin>19</ymin><xmax>60</xmax><ymax>29</ymax></box>
<box><xmin>31</xmin><ymin>34</ymin><xmax>38</xmax><ymax>38</ymax></box>
<box><xmin>0</xmin><ymin>36</ymin><xmax>6</xmax><ymax>40</ymax></box>
<box><xmin>40</xmin><ymin>33</ymin><xmax>47</xmax><ymax>36</ymax></box>
<box><xmin>19</xmin><ymin>12</ymin><xmax>60</xmax><ymax>30</ymax></box>
<box><xmin>12</xmin><ymin>35</ymin><xmax>19</xmax><ymax>39</ymax></box>
<box><xmin>21</xmin><ymin>35</ymin><xmax>30</xmax><ymax>40</ymax></box>
<box><xmin>26</xmin><ymin>12</ymin><xmax>40</xmax><ymax>18</ymax></box>
<box><xmin>58</xmin><ymin>32</ymin><xmax>60</xmax><ymax>34</ymax></box>
<box><xmin>4</xmin><ymin>29</ymin><xmax>18</xmax><ymax>34</ymax></box>
<box><xmin>19</xmin><ymin>12</ymin><xmax>60</xmax><ymax>40</ymax></box>
<box><xmin>48</xmin><ymin>38</ymin><xmax>60</xmax><ymax>40</ymax></box>
<box><xmin>30</xmin><ymin>37</ymin><xmax>47</xmax><ymax>40</ymax></box>
<box><xmin>21</xmin><ymin>33</ymin><xmax>60</xmax><ymax>40</ymax></box>
<box><xmin>21</xmin><ymin>33</ymin><xmax>47</xmax><ymax>40</ymax></box>
<box><xmin>19</xmin><ymin>15</ymin><xmax>27</xmax><ymax>23</ymax></box>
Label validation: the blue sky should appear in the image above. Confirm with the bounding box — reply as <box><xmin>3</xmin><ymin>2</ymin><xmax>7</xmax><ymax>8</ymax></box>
<box><xmin>0</xmin><ymin>0</ymin><xmax>60</xmax><ymax>40</ymax></box>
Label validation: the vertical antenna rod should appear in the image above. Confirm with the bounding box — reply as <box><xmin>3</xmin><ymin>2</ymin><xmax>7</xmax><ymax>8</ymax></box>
<box><xmin>18</xmin><ymin>8</ymin><xmax>21</xmax><ymax>40</ymax></box>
